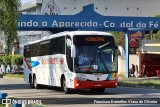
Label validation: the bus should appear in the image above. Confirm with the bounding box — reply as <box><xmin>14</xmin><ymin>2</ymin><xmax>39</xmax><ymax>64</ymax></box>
<box><xmin>23</xmin><ymin>31</ymin><xmax>122</xmax><ymax>94</ymax></box>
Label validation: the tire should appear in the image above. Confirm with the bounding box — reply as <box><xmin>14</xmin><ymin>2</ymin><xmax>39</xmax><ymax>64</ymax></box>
<box><xmin>33</xmin><ymin>75</ymin><xmax>40</xmax><ymax>89</ymax></box>
<box><xmin>62</xmin><ymin>77</ymin><xmax>70</xmax><ymax>94</ymax></box>
<box><xmin>29</xmin><ymin>76</ymin><xmax>34</xmax><ymax>88</ymax></box>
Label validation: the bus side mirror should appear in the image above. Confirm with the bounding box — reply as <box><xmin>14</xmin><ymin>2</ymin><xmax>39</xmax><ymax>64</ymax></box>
<box><xmin>118</xmin><ymin>46</ymin><xmax>125</xmax><ymax>59</ymax></box>
<box><xmin>71</xmin><ymin>44</ymin><xmax>76</xmax><ymax>58</ymax></box>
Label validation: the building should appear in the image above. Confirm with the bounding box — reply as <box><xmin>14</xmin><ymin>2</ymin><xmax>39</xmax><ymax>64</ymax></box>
<box><xmin>17</xmin><ymin>0</ymin><xmax>160</xmax><ymax>55</ymax></box>
<box><xmin>1</xmin><ymin>0</ymin><xmax>160</xmax><ymax>76</ymax></box>
<box><xmin>138</xmin><ymin>39</ymin><xmax>160</xmax><ymax>77</ymax></box>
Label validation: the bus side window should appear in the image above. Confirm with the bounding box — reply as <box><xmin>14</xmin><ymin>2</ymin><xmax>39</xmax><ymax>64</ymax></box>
<box><xmin>30</xmin><ymin>44</ymin><xmax>35</xmax><ymax>57</ymax></box>
<box><xmin>24</xmin><ymin>46</ymin><xmax>28</xmax><ymax>58</ymax></box>
<box><xmin>59</xmin><ymin>37</ymin><xmax>65</xmax><ymax>54</ymax></box>
<box><xmin>66</xmin><ymin>36</ymin><xmax>73</xmax><ymax>71</ymax></box>
<box><xmin>50</xmin><ymin>37</ymin><xmax>65</xmax><ymax>54</ymax></box>
<box><xmin>40</xmin><ymin>40</ymin><xmax>50</xmax><ymax>56</ymax></box>
<box><xmin>51</xmin><ymin>38</ymin><xmax>58</xmax><ymax>54</ymax></box>
<box><xmin>35</xmin><ymin>43</ymin><xmax>40</xmax><ymax>56</ymax></box>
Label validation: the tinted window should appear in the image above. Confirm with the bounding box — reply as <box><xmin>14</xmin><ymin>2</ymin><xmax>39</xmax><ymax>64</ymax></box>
<box><xmin>24</xmin><ymin>45</ymin><xmax>30</xmax><ymax>58</ymax></box>
<box><xmin>24</xmin><ymin>36</ymin><xmax>65</xmax><ymax>57</ymax></box>
<box><xmin>50</xmin><ymin>37</ymin><xmax>65</xmax><ymax>54</ymax></box>
<box><xmin>40</xmin><ymin>40</ymin><xmax>50</xmax><ymax>56</ymax></box>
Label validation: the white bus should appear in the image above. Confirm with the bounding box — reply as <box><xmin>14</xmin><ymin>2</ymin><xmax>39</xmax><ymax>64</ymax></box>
<box><xmin>23</xmin><ymin>31</ymin><xmax>121</xmax><ymax>94</ymax></box>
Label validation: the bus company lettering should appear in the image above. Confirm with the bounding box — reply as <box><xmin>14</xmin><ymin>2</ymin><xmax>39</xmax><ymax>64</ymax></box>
<box><xmin>42</xmin><ymin>58</ymin><xmax>58</xmax><ymax>65</ymax></box>
<box><xmin>60</xmin><ymin>58</ymin><xmax>64</xmax><ymax>64</ymax></box>
<box><xmin>85</xmin><ymin>37</ymin><xmax>105</xmax><ymax>42</ymax></box>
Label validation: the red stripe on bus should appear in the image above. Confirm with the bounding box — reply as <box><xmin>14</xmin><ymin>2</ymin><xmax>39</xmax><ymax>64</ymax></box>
<box><xmin>74</xmin><ymin>79</ymin><xmax>117</xmax><ymax>89</ymax></box>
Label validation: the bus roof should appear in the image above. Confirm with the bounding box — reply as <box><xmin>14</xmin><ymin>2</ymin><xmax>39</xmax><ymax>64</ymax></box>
<box><xmin>25</xmin><ymin>31</ymin><xmax>113</xmax><ymax>46</ymax></box>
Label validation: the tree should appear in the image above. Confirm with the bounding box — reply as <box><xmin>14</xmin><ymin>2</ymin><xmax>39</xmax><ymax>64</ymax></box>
<box><xmin>0</xmin><ymin>0</ymin><xmax>20</xmax><ymax>54</ymax></box>
<box><xmin>144</xmin><ymin>15</ymin><xmax>160</xmax><ymax>40</ymax></box>
<box><xmin>110</xmin><ymin>31</ymin><xmax>125</xmax><ymax>49</ymax></box>
<box><xmin>11</xmin><ymin>54</ymin><xmax>23</xmax><ymax>73</ymax></box>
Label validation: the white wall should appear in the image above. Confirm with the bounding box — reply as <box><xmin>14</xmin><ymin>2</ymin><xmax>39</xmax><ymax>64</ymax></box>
<box><xmin>118</xmin><ymin>54</ymin><xmax>139</xmax><ymax>76</ymax></box>
<box><xmin>41</xmin><ymin>0</ymin><xmax>160</xmax><ymax>16</ymax></box>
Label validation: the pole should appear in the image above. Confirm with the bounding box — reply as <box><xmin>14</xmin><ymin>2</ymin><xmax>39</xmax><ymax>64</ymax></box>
<box><xmin>125</xmin><ymin>29</ymin><xmax>129</xmax><ymax>78</ymax></box>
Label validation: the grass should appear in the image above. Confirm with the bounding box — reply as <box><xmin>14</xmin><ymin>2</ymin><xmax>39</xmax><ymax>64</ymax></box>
<box><xmin>1</xmin><ymin>73</ymin><xmax>24</xmax><ymax>78</ymax></box>
<box><xmin>0</xmin><ymin>74</ymin><xmax>4</xmax><ymax>76</ymax></box>
<box><xmin>119</xmin><ymin>80</ymin><xmax>160</xmax><ymax>89</ymax></box>
<box><xmin>0</xmin><ymin>104</ymin><xmax>5</xmax><ymax>107</ymax></box>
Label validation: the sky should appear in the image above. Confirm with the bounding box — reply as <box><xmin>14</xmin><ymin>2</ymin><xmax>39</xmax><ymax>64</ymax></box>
<box><xmin>21</xmin><ymin>0</ymin><xmax>30</xmax><ymax>4</ymax></box>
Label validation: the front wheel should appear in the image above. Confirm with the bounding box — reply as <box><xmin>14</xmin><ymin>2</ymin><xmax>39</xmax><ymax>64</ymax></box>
<box><xmin>62</xmin><ymin>77</ymin><xmax>70</xmax><ymax>94</ymax></box>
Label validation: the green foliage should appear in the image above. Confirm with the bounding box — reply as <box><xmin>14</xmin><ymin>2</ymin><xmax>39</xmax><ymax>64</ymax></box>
<box><xmin>0</xmin><ymin>44</ymin><xmax>3</xmax><ymax>50</ymax></box>
<box><xmin>155</xmin><ymin>15</ymin><xmax>160</xmax><ymax>17</ymax></box>
<box><xmin>2</xmin><ymin>55</ymin><xmax>11</xmax><ymax>65</ymax></box>
<box><xmin>0</xmin><ymin>104</ymin><xmax>5</xmax><ymax>107</ymax></box>
<box><xmin>0</xmin><ymin>0</ymin><xmax>20</xmax><ymax>54</ymax></box>
<box><xmin>119</xmin><ymin>80</ymin><xmax>160</xmax><ymax>89</ymax></box>
<box><xmin>144</xmin><ymin>30</ymin><xmax>160</xmax><ymax>39</ymax></box>
<box><xmin>110</xmin><ymin>32</ymin><xmax>125</xmax><ymax>49</ymax></box>
<box><xmin>11</xmin><ymin>54</ymin><xmax>23</xmax><ymax>65</ymax></box>
<box><xmin>1</xmin><ymin>55</ymin><xmax>23</xmax><ymax>65</ymax></box>
<box><xmin>0</xmin><ymin>57</ymin><xmax>3</xmax><ymax>64</ymax></box>
<box><xmin>4</xmin><ymin>73</ymin><xmax>24</xmax><ymax>78</ymax></box>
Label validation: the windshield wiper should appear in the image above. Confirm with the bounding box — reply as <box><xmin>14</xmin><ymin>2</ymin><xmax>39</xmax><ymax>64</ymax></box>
<box><xmin>98</xmin><ymin>41</ymin><xmax>110</xmax><ymax>49</ymax></box>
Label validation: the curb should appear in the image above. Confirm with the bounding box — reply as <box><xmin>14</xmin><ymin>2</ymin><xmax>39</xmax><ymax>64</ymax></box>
<box><xmin>118</xmin><ymin>82</ymin><xmax>160</xmax><ymax>90</ymax></box>
<box><xmin>118</xmin><ymin>77</ymin><xmax>160</xmax><ymax>82</ymax></box>
<box><xmin>3</xmin><ymin>76</ymin><xmax>24</xmax><ymax>80</ymax></box>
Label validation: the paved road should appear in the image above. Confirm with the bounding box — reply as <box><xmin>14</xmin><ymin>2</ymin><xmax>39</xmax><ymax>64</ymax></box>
<box><xmin>0</xmin><ymin>78</ymin><xmax>160</xmax><ymax>107</ymax></box>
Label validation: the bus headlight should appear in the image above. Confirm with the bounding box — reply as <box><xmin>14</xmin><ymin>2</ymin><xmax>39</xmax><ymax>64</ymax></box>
<box><xmin>75</xmin><ymin>77</ymin><xmax>87</xmax><ymax>81</ymax></box>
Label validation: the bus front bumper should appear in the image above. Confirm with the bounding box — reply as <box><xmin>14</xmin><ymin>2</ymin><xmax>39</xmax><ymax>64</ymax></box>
<box><xmin>74</xmin><ymin>79</ymin><xmax>118</xmax><ymax>89</ymax></box>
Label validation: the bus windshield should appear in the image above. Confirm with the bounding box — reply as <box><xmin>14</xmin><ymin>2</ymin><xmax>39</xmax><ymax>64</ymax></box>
<box><xmin>73</xmin><ymin>35</ymin><xmax>118</xmax><ymax>73</ymax></box>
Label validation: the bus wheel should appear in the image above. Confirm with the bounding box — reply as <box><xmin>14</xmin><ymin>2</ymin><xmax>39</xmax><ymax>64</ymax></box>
<box><xmin>29</xmin><ymin>75</ymin><xmax>34</xmax><ymax>88</ymax></box>
<box><xmin>97</xmin><ymin>88</ymin><xmax>105</xmax><ymax>93</ymax></box>
<box><xmin>33</xmin><ymin>75</ymin><xmax>40</xmax><ymax>89</ymax></box>
<box><xmin>62</xmin><ymin>77</ymin><xmax>70</xmax><ymax>94</ymax></box>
